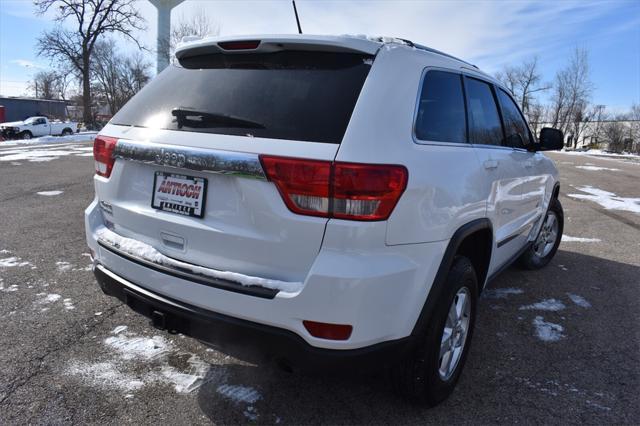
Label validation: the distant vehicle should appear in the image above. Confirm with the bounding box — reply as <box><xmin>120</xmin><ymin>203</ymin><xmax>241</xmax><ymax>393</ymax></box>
<box><xmin>86</xmin><ymin>34</ymin><xmax>565</xmax><ymax>405</ymax></box>
<box><xmin>0</xmin><ymin>116</ymin><xmax>78</xmax><ymax>140</ymax></box>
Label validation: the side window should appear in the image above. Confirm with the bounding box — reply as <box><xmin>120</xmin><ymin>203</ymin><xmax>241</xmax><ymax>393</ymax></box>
<box><xmin>464</xmin><ymin>77</ymin><xmax>504</xmax><ymax>146</ymax></box>
<box><xmin>36</xmin><ymin>118</ymin><xmax>46</xmax><ymax>125</ymax></box>
<box><xmin>497</xmin><ymin>89</ymin><xmax>532</xmax><ymax>148</ymax></box>
<box><xmin>415</xmin><ymin>70</ymin><xmax>466</xmax><ymax>143</ymax></box>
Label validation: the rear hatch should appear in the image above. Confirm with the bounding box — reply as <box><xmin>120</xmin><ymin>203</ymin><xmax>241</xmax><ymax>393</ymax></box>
<box><xmin>95</xmin><ymin>39</ymin><xmax>374</xmax><ymax>283</ymax></box>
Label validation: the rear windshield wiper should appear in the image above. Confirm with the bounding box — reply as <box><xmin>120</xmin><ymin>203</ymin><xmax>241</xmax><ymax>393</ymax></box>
<box><xmin>171</xmin><ymin>108</ymin><xmax>265</xmax><ymax>130</ymax></box>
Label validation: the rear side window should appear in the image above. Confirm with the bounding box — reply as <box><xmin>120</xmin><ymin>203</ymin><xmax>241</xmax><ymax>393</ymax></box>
<box><xmin>110</xmin><ymin>51</ymin><xmax>372</xmax><ymax>144</ymax></box>
<box><xmin>497</xmin><ymin>89</ymin><xmax>532</xmax><ymax>148</ymax></box>
<box><xmin>464</xmin><ymin>77</ymin><xmax>503</xmax><ymax>146</ymax></box>
<box><xmin>415</xmin><ymin>71</ymin><xmax>466</xmax><ymax>143</ymax></box>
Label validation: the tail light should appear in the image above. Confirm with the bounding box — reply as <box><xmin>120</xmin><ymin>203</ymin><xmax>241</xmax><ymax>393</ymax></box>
<box><xmin>93</xmin><ymin>135</ymin><xmax>118</xmax><ymax>178</ymax></box>
<box><xmin>260</xmin><ymin>155</ymin><xmax>407</xmax><ymax>221</ymax></box>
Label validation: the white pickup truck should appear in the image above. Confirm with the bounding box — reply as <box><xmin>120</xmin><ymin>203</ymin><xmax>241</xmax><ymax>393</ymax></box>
<box><xmin>0</xmin><ymin>116</ymin><xmax>78</xmax><ymax>140</ymax></box>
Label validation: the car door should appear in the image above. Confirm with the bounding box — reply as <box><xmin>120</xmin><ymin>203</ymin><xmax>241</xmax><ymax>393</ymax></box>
<box><xmin>463</xmin><ymin>75</ymin><xmax>528</xmax><ymax>275</ymax></box>
<box><xmin>495</xmin><ymin>88</ymin><xmax>547</xmax><ymax>227</ymax></box>
<box><xmin>33</xmin><ymin>118</ymin><xmax>48</xmax><ymax>137</ymax></box>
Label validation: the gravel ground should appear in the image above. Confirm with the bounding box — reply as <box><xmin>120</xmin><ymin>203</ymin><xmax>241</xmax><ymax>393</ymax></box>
<box><xmin>0</xmin><ymin>141</ymin><xmax>638</xmax><ymax>425</ymax></box>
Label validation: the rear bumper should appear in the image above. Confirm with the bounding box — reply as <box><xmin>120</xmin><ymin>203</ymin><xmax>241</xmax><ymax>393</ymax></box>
<box><xmin>86</xmin><ymin>198</ymin><xmax>447</xmax><ymax>351</ymax></box>
<box><xmin>94</xmin><ymin>263</ymin><xmax>415</xmax><ymax>372</ymax></box>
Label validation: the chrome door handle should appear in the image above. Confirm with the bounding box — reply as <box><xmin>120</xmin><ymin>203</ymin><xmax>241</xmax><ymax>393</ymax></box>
<box><xmin>483</xmin><ymin>159</ymin><xmax>499</xmax><ymax>169</ymax></box>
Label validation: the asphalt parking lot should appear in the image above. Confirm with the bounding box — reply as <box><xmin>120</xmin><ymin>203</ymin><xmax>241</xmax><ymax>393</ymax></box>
<box><xmin>0</xmin><ymin>140</ymin><xmax>638</xmax><ymax>425</ymax></box>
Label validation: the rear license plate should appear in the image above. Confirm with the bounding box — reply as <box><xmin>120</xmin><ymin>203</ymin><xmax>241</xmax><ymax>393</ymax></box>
<box><xmin>152</xmin><ymin>172</ymin><xmax>207</xmax><ymax>218</ymax></box>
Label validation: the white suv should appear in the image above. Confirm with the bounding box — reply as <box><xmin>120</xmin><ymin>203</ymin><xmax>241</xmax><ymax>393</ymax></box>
<box><xmin>86</xmin><ymin>35</ymin><xmax>565</xmax><ymax>405</ymax></box>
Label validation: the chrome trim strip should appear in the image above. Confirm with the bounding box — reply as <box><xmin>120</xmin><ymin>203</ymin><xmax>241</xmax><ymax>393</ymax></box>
<box><xmin>113</xmin><ymin>139</ymin><xmax>267</xmax><ymax>180</ymax></box>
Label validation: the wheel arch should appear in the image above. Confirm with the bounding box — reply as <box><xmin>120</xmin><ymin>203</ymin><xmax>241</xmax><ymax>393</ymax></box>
<box><xmin>411</xmin><ymin>218</ymin><xmax>493</xmax><ymax>337</ymax></box>
<box><xmin>552</xmin><ymin>182</ymin><xmax>560</xmax><ymax>200</ymax></box>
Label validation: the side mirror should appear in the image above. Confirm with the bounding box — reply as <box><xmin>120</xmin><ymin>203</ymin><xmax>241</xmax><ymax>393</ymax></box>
<box><xmin>537</xmin><ymin>127</ymin><xmax>564</xmax><ymax>151</ymax></box>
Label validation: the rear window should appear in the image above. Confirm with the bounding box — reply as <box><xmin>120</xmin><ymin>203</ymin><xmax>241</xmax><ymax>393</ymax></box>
<box><xmin>111</xmin><ymin>51</ymin><xmax>373</xmax><ymax>144</ymax></box>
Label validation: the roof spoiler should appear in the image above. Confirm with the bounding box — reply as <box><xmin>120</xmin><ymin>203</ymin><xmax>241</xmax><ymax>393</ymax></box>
<box><xmin>175</xmin><ymin>34</ymin><xmax>381</xmax><ymax>60</ymax></box>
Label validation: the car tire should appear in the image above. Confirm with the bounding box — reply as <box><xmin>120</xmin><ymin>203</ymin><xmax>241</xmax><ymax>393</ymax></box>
<box><xmin>21</xmin><ymin>131</ymin><xmax>33</xmax><ymax>140</ymax></box>
<box><xmin>392</xmin><ymin>256</ymin><xmax>478</xmax><ymax>406</ymax></box>
<box><xmin>62</xmin><ymin>128</ymin><xmax>73</xmax><ymax>136</ymax></box>
<box><xmin>516</xmin><ymin>197</ymin><xmax>563</xmax><ymax>270</ymax></box>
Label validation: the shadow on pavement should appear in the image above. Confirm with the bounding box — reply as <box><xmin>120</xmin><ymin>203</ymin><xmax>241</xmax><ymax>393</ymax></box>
<box><xmin>195</xmin><ymin>249</ymin><xmax>639</xmax><ymax>424</ymax></box>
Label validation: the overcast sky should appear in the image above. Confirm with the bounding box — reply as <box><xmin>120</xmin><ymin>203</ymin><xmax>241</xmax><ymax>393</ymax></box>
<box><xmin>1</xmin><ymin>0</ymin><xmax>638</xmax><ymax>110</ymax></box>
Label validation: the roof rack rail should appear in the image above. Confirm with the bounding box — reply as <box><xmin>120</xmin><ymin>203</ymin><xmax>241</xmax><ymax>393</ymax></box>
<box><xmin>412</xmin><ymin>43</ymin><xmax>479</xmax><ymax>69</ymax></box>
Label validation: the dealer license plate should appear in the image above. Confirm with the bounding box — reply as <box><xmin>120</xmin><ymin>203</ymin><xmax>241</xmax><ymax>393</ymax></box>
<box><xmin>152</xmin><ymin>172</ymin><xmax>207</xmax><ymax>218</ymax></box>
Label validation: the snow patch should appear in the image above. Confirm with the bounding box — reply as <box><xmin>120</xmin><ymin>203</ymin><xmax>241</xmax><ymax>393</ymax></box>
<box><xmin>562</xmin><ymin>235</ymin><xmax>601</xmax><ymax>243</ymax></box>
<box><xmin>483</xmin><ymin>287</ymin><xmax>524</xmax><ymax>299</ymax></box>
<box><xmin>56</xmin><ymin>261</ymin><xmax>73</xmax><ymax>271</ymax></box>
<box><xmin>0</xmin><ymin>256</ymin><xmax>30</xmax><ymax>268</ymax></box>
<box><xmin>0</xmin><ymin>149</ymin><xmax>84</xmax><ymax>162</ymax></box>
<box><xmin>244</xmin><ymin>406</ymin><xmax>259</xmax><ymax>421</ymax></box>
<box><xmin>216</xmin><ymin>384</ymin><xmax>262</xmax><ymax>404</ymax></box>
<box><xmin>96</xmin><ymin>227</ymin><xmax>302</xmax><ymax>294</ymax></box>
<box><xmin>567</xmin><ymin>293</ymin><xmax>591</xmax><ymax>308</ymax></box>
<box><xmin>568</xmin><ymin>186</ymin><xmax>640</xmax><ymax>214</ymax></box>
<box><xmin>36</xmin><ymin>293</ymin><xmax>62</xmax><ymax>304</ymax></box>
<box><xmin>37</xmin><ymin>190</ymin><xmax>64</xmax><ymax>196</ymax></box>
<box><xmin>63</xmin><ymin>298</ymin><xmax>75</xmax><ymax>310</ymax></box>
<box><xmin>0</xmin><ymin>138</ymin><xmax>97</xmax><ymax>163</ymax></box>
<box><xmin>520</xmin><ymin>299</ymin><xmax>566</xmax><ymax>311</ymax></box>
<box><xmin>104</xmin><ymin>334</ymin><xmax>171</xmax><ymax>361</ymax></box>
<box><xmin>159</xmin><ymin>355</ymin><xmax>209</xmax><ymax>393</ymax></box>
<box><xmin>532</xmin><ymin>316</ymin><xmax>565</xmax><ymax>342</ymax></box>
<box><xmin>112</xmin><ymin>325</ymin><xmax>128</xmax><ymax>335</ymax></box>
<box><xmin>67</xmin><ymin>361</ymin><xmax>146</xmax><ymax>392</ymax></box>
<box><xmin>72</xmin><ymin>264</ymin><xmax>93</xmax><ymax>272</ymax></box>
<box><xmin>0</xmin><ymin>280</ymin><xmax>19</xmax><ymax>292</ymax></box>
<box><xmin>1</xmin><ymin>132</ymin><xmax>97</xmax><ymax>147</ymax></box>
<box><xmin>67</xmin><ymin>331</ymin><xmax>212</xmax><ymax>395</ymax></box>
<box><xmin>575</xmin><ymin>165</ymin><xmax>619</xmax><ymax>171</ymax></box>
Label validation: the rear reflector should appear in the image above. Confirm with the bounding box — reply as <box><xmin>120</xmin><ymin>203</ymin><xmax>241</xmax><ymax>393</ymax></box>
<box><xmin>303</xmin><ymin>320</ymin><xmax>353</xmax><ymax>340</ymax></box>
<box><xmin>93</xmin><ymin>135</ymin><xmax>118</xmax><ymax>178</ymax></box>
<box><xmin>218</xmin><ymin>40</ymin><xmax>261</xmax><ymax>50</ymax></box>
<box><xmin>260</xmin><ymin>155</ymin><xmax>407</xmax><ymax>221</ymax></box>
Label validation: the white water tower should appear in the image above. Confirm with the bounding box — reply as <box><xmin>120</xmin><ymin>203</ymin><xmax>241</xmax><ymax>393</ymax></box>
<box><xmin>149</xmin><ymin>0</ymin><xmax>185</xmax><ymax>74</ymax></box>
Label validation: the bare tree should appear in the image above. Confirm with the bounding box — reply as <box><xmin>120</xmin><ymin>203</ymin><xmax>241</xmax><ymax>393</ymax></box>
<box><xmin>92</xmin><ymin>39</ymin><xmax>151</xmax><ymax>115</ymax></box>
<box><xmin>34</xmin><ymin>0</ymin><xmax>145</xmax><ymax>128</ymax></box>
<box><xmin>587</xmin><ymin>104</ymin><xmax>607</xmax><ymax>147</ymax></box>
<box><xmin>602</xmin><ymin>114</ymin><xmax>629</xmax><ymax>153</ymax></box>
<box><xmin>495</xmin><ymin>57</ymin><xmax>551</xmax><ymax>123</ymax></box>
<box><xmin>29</xmin><ymin>66</ymin><xmax>77</xmax><ymax>101</ymax></box>
<box><xmin>28</xmin><ymin>70</ymin><xmax>63</xmax><ymax>99</ymax></box>
<box><xmin>527</xmin><ymin>102</ymin><xmax>547</xmax><ymax>137</ymax></box>
<box><xmin>161</xmin><ymin>8</ymin><xmax>220</xmax><ymax>64</ymax></box>
<box><xmin>549</xmin><ymin>48</ymin><xmax>594</xmax><ymax>137</ymax></box>
<box><xmin>568</xmin><ymin>101</ymin><xmax>602</xmax><ymax>149</ymax></box>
